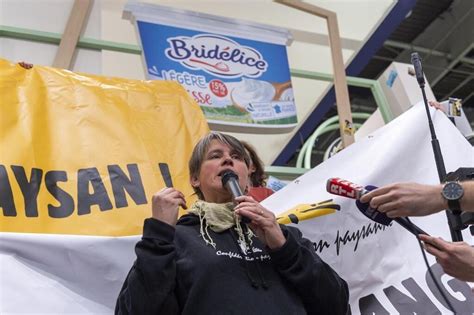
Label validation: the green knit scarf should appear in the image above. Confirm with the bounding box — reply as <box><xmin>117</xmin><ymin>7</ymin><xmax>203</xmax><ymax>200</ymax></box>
<box><xmin>188</xmin><ymin>200</ymin><xmax>253</xmax><ymax>249</ymax></box>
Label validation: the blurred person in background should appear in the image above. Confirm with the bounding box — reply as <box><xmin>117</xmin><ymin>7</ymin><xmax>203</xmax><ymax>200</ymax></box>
<box><xmin>242</xmin><ymin>141</ymin><xmax>274</xmax><ymax>202</ymax></box>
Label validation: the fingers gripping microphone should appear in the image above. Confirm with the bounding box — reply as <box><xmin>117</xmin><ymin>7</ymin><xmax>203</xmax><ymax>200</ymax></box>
<box><xmin>221</xmin><ymin>170</ymin><xmax>250</xmax><ymax>223</ymax></box>
<box><xmin>356</xmin><ymin>186</ymin><xmax>429</xmax><ymax>236</ymax></box>
<box><xmin>326</xmin><ymin>178</ymin><xmax>429</xmax><ymax>236</ymax></box>
<box><xmin>411</xmin><ymin>52</ymin><xmax>425</xmax><ymax>87</ymax></box>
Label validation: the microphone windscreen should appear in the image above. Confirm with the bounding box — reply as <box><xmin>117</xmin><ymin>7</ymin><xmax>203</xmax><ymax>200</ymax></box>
<box><xmin>221</xmin><ymin>170</ymin><xmax>249</xmax><ymax>223</ymax></box>
<box><xmin>355</xmin><ymin>185</ymin><xmax>393</xmax><ymax>226</ymax></box>
<box><xmin>410</xmin><ymin>52</ymin><xmax>424</xmax><ymax>85</ymax></box>
<box><xmin>221</xmin><ymin>170</ymin><xmax>238</xmax><ymax>187</ymax></box>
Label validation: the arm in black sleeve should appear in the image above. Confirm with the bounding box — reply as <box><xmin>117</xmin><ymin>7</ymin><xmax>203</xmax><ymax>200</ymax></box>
<box><xmin>115</xmin><ymin>218</ymin><xmax>180</xmax><ymax>315</ymax></box>
<box><xmin>269</xmin><ymin>226</ymin><xmax>349</xmax><ymax>315</ymax></box>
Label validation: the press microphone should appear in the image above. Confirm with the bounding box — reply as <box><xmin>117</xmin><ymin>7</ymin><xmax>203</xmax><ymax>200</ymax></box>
<box><xmin>411</xmin><ymin>53</ymin><xmax>462</xmax><ymax>242</ymax></box>
<box><xmin>221</xmin><ymin>170</ymin><xmax>250</xmax><ymax>223</ymax></box>
<box><xmin>326</xmin><ymin>178</ymin><xmax>429</xmax><ymax>236</ymax></box>
<box><xmin>411</xmin><ymin>52</ymin><xmax>425</xmax><ymax>87</ymax></box>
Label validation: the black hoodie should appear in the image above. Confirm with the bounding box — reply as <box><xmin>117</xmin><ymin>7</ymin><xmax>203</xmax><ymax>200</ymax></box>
<box><xmin>115</xmin><ymin>214</ymin><xmax>349</xmax><ymax>315</ymax></box>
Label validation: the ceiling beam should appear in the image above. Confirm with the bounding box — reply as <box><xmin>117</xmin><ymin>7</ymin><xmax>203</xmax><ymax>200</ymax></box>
<box><xmin>431</xmin><ymin>43</ymin><xmax>473</xmax><ymax>87</ymax></box>
<box><xmin>384</xmin><ymin>40</ymin><xmax>452</xmax><ymax>59</ymax></box>
<box><xmin>441</xmin><ymin>73</ymin><xmax>474</xmax><ymax>100</ymax></box>
<box><xmin>395</xmin><ymin>0</ymin><xmax>474</xmax><ymax>87</ymax></box>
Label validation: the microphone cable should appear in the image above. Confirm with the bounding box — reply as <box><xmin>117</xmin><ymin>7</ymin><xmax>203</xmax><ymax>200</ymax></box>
<box><xmin>407</xmin><ymin>218</ymin><xmax>456</xmax><ymax>313</ymax></box>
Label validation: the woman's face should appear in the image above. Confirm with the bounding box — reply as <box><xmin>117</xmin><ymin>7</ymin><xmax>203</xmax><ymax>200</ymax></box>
<box><xmin>191</xmin><ymin>140</ymin><xmax>249</xmax><ymax>203</ymax></box>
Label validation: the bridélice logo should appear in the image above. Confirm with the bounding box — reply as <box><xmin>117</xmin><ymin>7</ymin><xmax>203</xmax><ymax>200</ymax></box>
<box><xmin>165</xmin><ymin>34</ymin><xmax>268</xmax><ymax>78</ymax></box>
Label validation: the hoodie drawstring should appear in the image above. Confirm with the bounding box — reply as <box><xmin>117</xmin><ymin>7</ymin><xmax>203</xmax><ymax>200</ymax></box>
<box><xmin>242</xmin><ymin>225</ymin><xmax>268</xmax><ymax>290</ymax></box>
<box><xmin>230</xmin><ymin>227</ymin><xmax>259</xmax><ymax>288</ymax></box>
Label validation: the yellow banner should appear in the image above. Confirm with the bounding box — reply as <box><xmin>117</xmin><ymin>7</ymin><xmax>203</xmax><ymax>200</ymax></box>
<box><xmin>0</xmin><ymin>59</ymin><xmax>209</xmax><ymax>236</ymax></box>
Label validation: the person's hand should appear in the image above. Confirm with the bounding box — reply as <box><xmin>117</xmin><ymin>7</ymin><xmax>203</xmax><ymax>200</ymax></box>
<box><xmin>428</xmin><ymin>100</ymin><xmax>446</xmax><ymax>113</ymax></box>
<box><xmin>151</xmin><ymin>188</ymin><xmax>187</xmax><ymax>226</ymax></box>
<box><xmin>359</xmin><ymin>182</ymin><xmax>446</xmax><ymax>218</ymax></box>
<box><xmin>419</xmin><ymin>234</ymin><xmax>474</xmax><ymax>282</ymax></box>
<box><xmin>234</xmin><ymin>195</ymin><xmax>286</xmax><ymax>250</ymax></box>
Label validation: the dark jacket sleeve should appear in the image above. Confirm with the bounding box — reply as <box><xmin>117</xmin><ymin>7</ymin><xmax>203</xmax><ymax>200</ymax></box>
<box><xmin>269</xmin><ymin>226</ymin><xmax>350</xmax><ymax>315</ymax></box>
<box><xmin>115</xmin><ymin>218</ymin><xmax>180</xmax><ymax>315</ymax></box>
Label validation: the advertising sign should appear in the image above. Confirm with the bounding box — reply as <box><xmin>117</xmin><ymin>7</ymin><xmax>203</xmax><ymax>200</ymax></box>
<box><xmin>124</xmin><ymin>2</ymin><xmax>296</xmax><ymax>133</ymax></box>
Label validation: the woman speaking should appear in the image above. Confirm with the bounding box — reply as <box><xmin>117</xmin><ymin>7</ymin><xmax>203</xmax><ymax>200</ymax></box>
<box><xmin>116</xmin><ymin>132</ymin><xmax>349</xmax><ymax>315</ymax></box>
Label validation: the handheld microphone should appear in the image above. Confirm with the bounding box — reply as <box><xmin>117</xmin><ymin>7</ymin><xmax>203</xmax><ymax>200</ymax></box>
<box><xmin>410</xmin><ymin>52</ymin><xmax>425</xmax><ymax>87</ymax></box>
<box><xmin>221</xmin><ymin>170</ymin><xmax>250</xmax><ymax>223</ymax></box>
<box><xmin>326</xmin><ymin>178</ymin><xmax>429</xmax><ymax>236</ymax></box>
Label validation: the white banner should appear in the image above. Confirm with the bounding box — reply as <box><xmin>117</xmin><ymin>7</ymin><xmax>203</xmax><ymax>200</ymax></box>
<box><xmin>1</xmin><ymin>103</ymin><xmax>473</xmax><ymax>313</ymax></box>
<box><xmin>0</xmin><ymin>233</ymin><xmax>137</xmax><ymax>313</ymax></box>
<box><xmin>264</xmin><ymin>103</ymin><xmax>474</xmax><ymax>314</ymax></box>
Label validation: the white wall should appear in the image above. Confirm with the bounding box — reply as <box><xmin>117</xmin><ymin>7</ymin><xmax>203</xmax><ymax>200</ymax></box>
<box><xmin>0</xmin><ymin>0</ymin><xmax>102</xmax><ymax>74</ymax></box>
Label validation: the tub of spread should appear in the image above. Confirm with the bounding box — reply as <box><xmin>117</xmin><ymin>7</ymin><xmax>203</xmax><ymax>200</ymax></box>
<box><xmin>124</xmin><ymin>2</ymin><xmax>296</xmax><ymax>133</ymax></box>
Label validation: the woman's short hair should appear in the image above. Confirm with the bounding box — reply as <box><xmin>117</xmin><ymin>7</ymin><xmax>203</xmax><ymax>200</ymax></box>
<box><xmin>189</xmin><ymin>132</ymin><xmax>250</xmax><ymax>199</ymax></box>
<box><xmin>241</xmin><ymin>141</ymin><xmax>267</xmax><ymax>187</ymax></box>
